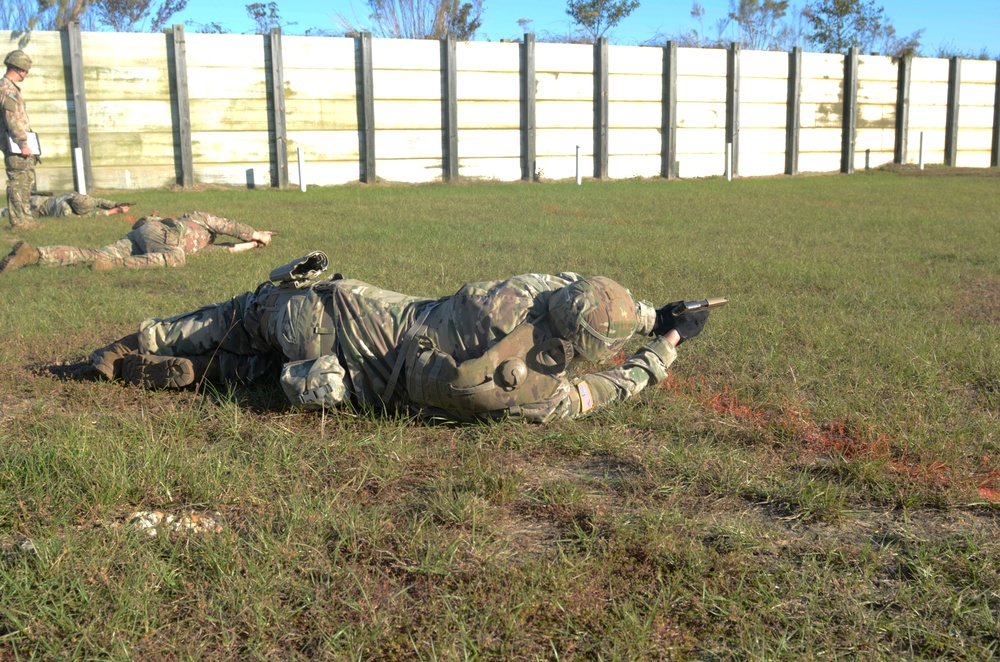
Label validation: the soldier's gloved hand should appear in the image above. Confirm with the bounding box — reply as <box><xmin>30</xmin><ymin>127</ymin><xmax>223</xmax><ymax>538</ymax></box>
<box><xmin>652</xmin><ymin>302</ymin><xmax>709</xmax><ymax>344</ymax></box>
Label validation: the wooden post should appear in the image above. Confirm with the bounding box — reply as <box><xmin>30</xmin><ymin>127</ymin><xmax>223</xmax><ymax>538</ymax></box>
<box><xmin>440</xmin><ymin>35</ymin><xmax>458</xmax><ymax>182</ymax></box>
<box><xmin>661</xmin><ymin>41</ymin><xmax>677</xmax><ymax>179</ymax></box>
<box><xmin>944</xmin><ymin>56</ymin><xmax>961</xmax><ymax>166</ymax></box>
<box><xmin>841</xmin><ymin>46</ymin><xmax>858</xmax><ymax>174</ymax></box>
<box><xmin>66</xmin><ymin>22</ymin><xmax>92</xmax><ymax>192</ymax></box>
<box><xmin>785</xmin><ymin>46</ymin><xmax>802</xmax><ymax>175</ymax></box>
<box><xmin>357</xmin><ymin>32</ymin><xmax>376</xmax><ymax>183</ymax></box>
<box><xmin>520</xmin><ymin>33</ymin><xmax>536</xmax><ymax>181</ymax></box>
<box><xmin>894</xmin><ymin>55</ymin><xmax>912</xmax><ymax>164</ymax></box>
<box><xmin>269</xmin><ymin>28</ymin><xmax>288</xmax><ymax>188</ymax></box>
<box><xmin>170</xmin><ymin>25</ymin><xmax>194</xmax><ymax>187</ymax></box>
<box><xmin>726</xmin><ymin>42</ymin><xmax>741</xmax><ymax>177</ymax></box>
<box><xmin>992</xmin><ymin>60</ymin><xmax>1000</xmax><ymax>168</ymax></box>
<box><xmin>593</xmin><ymin>37</ymin><xmax>609</xmax><ymax>180</ymax></box>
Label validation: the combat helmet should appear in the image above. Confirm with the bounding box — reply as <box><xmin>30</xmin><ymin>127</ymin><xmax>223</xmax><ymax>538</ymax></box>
<box><xmin>547</xmin><ymin>276</ymin><xmax>638</xmax><ymax>362</ymax></box>
<box><xmin>4</xmin><ymin>50</ymin><xmax>31</xmax><ymax>73</ymax></box>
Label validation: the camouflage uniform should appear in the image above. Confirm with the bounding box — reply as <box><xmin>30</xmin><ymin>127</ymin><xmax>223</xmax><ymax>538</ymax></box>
<box><xmin>0</xmin><ymin>73</ymin><xmax>35</xmax><ymax>228</ymax></box>
<box><xmin>37</xmin><ymin>211</ymin><xmax>259</xmax><ymax>269</ymax></box>
<box><xmin>2</xmin><ymin>192</ymin><xmax>122</xmax><ymax>218</ymax></box>
<box><xmin>135</xmin><ymin>272</ymin><xmax>677</xmax><ymax>423</ymax></box>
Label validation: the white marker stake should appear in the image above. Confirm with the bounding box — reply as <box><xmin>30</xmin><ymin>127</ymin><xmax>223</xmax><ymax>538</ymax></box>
<box><xmin>918</xmin><ymin>132</ymin><xmax>925</xmax><ymax>170</ymax></box>
<box><xmin>74</xmin><ymin>147</ymin><xmax>86</xmax><ymax>195</ymax></box>
<box><xmin>575</xmin><ymin>145</ymin><xmax>582</xmax><ymax>185</ymax></box>
<box><xmin>297</xmin><ymin>147</ymin><xmax>306</xmax><ymax>192</ymax></box>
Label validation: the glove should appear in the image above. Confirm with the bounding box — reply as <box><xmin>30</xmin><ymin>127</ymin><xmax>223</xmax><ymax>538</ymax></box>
<box><xmin>652</xmin><ymin>301</ymin><xmax>710</xmax><ymax>344</ymax></box>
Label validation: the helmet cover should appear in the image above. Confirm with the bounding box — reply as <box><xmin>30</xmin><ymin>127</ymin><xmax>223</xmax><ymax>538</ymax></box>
<box><xmin>547</xmin><ymin>276</ymin><xmax>638</xmax><ymax>362</ymax></box>
<box><xmin>4</xmin><ymin>50</ymin><xmax>31</xmax><ymax>73</ymax></box>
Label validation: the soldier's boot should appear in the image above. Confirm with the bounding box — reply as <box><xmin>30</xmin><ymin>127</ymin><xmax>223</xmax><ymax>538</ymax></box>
<box><xmin>122</xmin><ymin>354</ymin><xmax>197</xmax><ymax>389</ymax></box>
<box><xmin>0</xmin><ymin>241</ymin><xmax>40</xmax><ymax>273</ymax></box>
<box><xmin>121</xmin><ymin>354</ymin><xmax>220</xmax><ymax>389</ymax></box>
<box><xmin>89</xmin><ymin>333</ymin><xmax>140</xmax><ymax>381</ymax></box>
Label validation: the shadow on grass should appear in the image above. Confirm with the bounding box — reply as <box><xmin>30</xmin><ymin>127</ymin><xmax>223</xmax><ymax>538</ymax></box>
<box><xmin>31</xmin><ymin>360</ymin><xmax>99</xmax><ymax>382</ymax></box>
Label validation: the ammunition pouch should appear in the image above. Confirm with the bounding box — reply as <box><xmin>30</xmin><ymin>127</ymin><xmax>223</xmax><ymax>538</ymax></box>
<box><xmin>280</xmin><ymin>355</ymin><xmax>348</xmax><ymax>411</ymax></box>
<box><xmin>404</xmin><ymin>320</ymin><xmax>573</xmax><ymax>420</ymax></box>
<box><xmin>269</xmin><ymin>251</ymin><xmax>329</xmax><ymax>289</ymax></box>
<box><xmin>251</xmin><ymin>286</ymin><xmax>337</xmax><ymax>361</ymax></box>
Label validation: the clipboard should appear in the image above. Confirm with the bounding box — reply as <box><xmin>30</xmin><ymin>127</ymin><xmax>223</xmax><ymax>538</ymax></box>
<box><xmin>7</xmin><ymin>131</ymin><xmax>40</xmax><ymax>156</ymax></box>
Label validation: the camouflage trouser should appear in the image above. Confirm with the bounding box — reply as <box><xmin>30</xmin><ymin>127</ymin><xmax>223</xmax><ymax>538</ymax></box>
<box><xmin>5</xmin><ymin>154</ymin><xmax>36</xmax><ymax>227</ymax></box>
<box><xmin>37</xmin><ymin>245</ymin><xmax>101</xmax><ymax>267</ymax></box>
<box><xmin>137</xmin><ymin>283</ymin><xmax>332</xmax><ymax>385</ymax></box>
<box><xmin>37</xmin><ymin>221</ymin><xmax>186</xmax><ymax>268</ymax></box>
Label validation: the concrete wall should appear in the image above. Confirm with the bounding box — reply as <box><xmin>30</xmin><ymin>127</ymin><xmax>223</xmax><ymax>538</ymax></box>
<box><xmin>956</xmin><ymin>59</ymin><xmax>997</xmax><ymax>167</ymax></box>
<box><xmin>739</xmin><ymin>50</ymin><xmax>788</xmax><ymax>177</ymax></box>
<box><xmin>908</xmin><ymin>57</ymin><xmax>950</xmax><ymax>166</ymax></box>
<box><xmin>2</xmin><ymin>28</ymin><xmax>997</xmax><ymax>191</ymax></box>
<box><xmin>855</xmin><ymin>54</ymin><xmax>897</xmax><ymax>170</ymax></box>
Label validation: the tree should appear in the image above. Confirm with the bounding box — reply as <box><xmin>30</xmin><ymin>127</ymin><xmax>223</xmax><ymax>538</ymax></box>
<box><xmin>0</xmin><ymin>0</ymin><xmax>40</xmax><ymax>31</ymax></box>
<box><xmin>805</xmin><ymin>0</ymin><xmax>882</xmax><ymax>53</ymax></box>
<box><xmin>246</xmin><ymin>2</ymin><xmax>296</xmax><ymax>33</ymax></box>
<box><xmin>657</xmin><ymin>2</ymin><xmax>725</xmax><ymax>48</ymax></box>
<box><xmin>435</xmin><ymin>0</ymin><xmax>481</xmax><ymax>40</ymax></box>
<box><xmin>878</xmin><ymin>22</ymin><xmax>922</xmax><ymax>58</ymax></box>
<box><xmin>647</xmin><ymin>0</ymin><xmax>799</xmax><ymax>50</ymax></box>
<box><xmin>806</xmin><ymin>0</ymin><xmax>923</xmax><ymax>55</ymax></box>
<box><xmin>34</xmin><ymin>0</ymin><xmax>96</xmax><ymax>29</ymax></box>
<box><xmin>186</xmin><ymin>20</ymin><xmax>230</xmax><ymax>33</ymax></box>
<box><xmin>565</xmin><ymin>0</ymin><xmax>640</xmax><ymax>43</ymax></box>
<box><xmin>727</xmin><ymin>0</ymin><xmax>788</xmax><ymax>50</ymax></box>
<box><xmin>338</xmin><ymin>0</ymin><xmax>483</xmax><ymax>40</ymax></box>
<box><xmin>933</xmin><ymin>42</ymin><xmax>994</xmax><ymax>61</ymax></box>
<box><xmin>91</xmin><ymin>0</ymin><xmax>187</xmax><ymax>32</ymax></box>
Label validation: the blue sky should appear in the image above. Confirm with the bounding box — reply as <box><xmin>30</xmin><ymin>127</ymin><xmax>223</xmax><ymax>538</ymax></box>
<box><xmin>170</xmin><ymin>0</ymin><xmax>999</xmax><ymax>55</ymax></box>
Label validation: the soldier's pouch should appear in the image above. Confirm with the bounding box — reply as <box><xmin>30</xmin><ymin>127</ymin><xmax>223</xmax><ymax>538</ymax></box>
<box><xmin>5</xmin><ymin>153</ymin><xmax>33</xmax><ymax>171</ymax></box>
<box><xmin>280</xmin><ymin>355</ymin><xmax>348</xmax><ymax>411</ymax></box>
<box><xmin>405</xmin><ymin>320</ymin><xmax>572</xmax><ymax>417</ymax></box>
<box><xmin>269</xmin><ymin>251</ymin><xmax>329</xmax><ymax>289</ymax></box>
<box><xmin>158</xmin><ymin>217</ymin><xmax>184</xmax><ymax>246</ymax></box>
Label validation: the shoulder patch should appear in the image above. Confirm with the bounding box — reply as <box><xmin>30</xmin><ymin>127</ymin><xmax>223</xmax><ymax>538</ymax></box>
<box><xmin>2</xmin><ymin>96</ymin><xmax>17</xmax><ymax>112</ymax></box>
<box><xmin>577</xmin><ymin>380</ymin><xmax>594</xmax><ymax>413</ymax></box>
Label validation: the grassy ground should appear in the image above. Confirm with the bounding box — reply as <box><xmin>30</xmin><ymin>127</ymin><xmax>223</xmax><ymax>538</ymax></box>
<box><xmin>1</xmin><ymin>170</ymin><xmax>998</xmax><ymax>659</ymax></box>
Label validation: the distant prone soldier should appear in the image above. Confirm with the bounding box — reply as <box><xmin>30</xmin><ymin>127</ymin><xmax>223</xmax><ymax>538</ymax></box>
<box><xmin>0</xmin><ymin>211</ymin><xmax>276</xmax><ymax>273</ymax></box>
<box><xmin>1</xmin><ymin>192</ymin><xmax>132</xmax><ymax>219</ymax></box>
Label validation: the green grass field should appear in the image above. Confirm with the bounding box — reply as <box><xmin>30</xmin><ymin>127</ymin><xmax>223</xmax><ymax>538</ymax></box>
<box><xmin>1</xmin><ymin>170</ymin><xmax>998</xmax><ymax>659</ymax></box>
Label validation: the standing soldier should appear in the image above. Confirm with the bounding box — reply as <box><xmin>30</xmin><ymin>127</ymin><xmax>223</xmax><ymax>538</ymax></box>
<box><xmin>0</xmin><ymin>211</ymin><xmax>276</xmax><ymax>273</ymax></box>
<box><xmin>0</xmin><ymin>50</ymin><xmax>36</xmax><ymax>229</ymax></box>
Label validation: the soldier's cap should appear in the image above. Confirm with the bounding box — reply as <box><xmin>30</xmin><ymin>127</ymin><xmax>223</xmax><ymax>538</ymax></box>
<box><xmin>548</xmin><ymin>276</ymin><xmax>638</xmax><ymax>363</ymax></box>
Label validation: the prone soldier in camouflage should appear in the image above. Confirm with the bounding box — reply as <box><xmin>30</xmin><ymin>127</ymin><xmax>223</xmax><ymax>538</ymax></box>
<box><xmin>0</xmin><ymin>211</ymin><xmax>276</xmax><ymax>273</ymax></box>
<box><xmin>88</xmin><ymin>254</ymin><xmax>714</xmax><ymax>423</ymax></box>
<box><xmin>1</xmin><ymin>50</ymin><xmax>36</xmax><ymax>228</ymax></box>
<box><xmin>1</xmin><ymin>192</ymin><xmax>132</xmax><ymax>218</ymax></box>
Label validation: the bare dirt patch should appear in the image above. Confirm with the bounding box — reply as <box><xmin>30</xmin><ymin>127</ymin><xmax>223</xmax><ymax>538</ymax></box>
<box><xmin>883</xmin><ymin>164</ymin><xmax>1000</xmax><ymax>178</ymax></box>
<box><xmin>959</xmin><ymin>276</ymin><xmax>1000</xmax><ymax>324</ymax></box>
